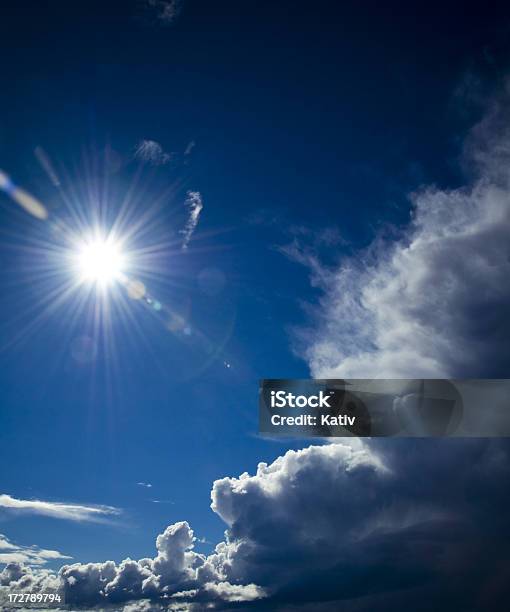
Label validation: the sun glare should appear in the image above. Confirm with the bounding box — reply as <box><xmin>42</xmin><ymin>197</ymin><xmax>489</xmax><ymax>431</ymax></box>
<box><xmin>76</xmin><ymin>237</ymin><xmax>126</xmax><ymax>286</ymax></box>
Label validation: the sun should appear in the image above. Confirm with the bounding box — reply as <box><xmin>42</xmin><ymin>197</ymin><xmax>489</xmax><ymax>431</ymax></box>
<box><xmin>75</xmin><ymin>235</ymin><xmax>126</xmax><ymax>286</ymax></box>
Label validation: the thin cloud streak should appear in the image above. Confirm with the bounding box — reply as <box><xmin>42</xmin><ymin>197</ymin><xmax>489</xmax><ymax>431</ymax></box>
<box><xmin>0</xmin><ymin>494</ymin><xmax>120</xmax><ymax>523</ymax></box>
<box><xmin>180</xmin><ymin>191</ymin><xmax>203</xmax><ymax>250</ymax></box>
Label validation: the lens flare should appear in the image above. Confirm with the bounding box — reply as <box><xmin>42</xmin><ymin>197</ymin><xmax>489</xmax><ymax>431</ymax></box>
<box><xmin>0</xmin><ymin>161</ymin><xmax>233</xmax><ymax>381</ymax></box>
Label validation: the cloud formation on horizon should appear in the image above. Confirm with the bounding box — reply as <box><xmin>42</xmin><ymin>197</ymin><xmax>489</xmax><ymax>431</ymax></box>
<box><xmin>1</xmin><ymin>439</ymin><xmax>509</xmax><ymax>610</ymax></box>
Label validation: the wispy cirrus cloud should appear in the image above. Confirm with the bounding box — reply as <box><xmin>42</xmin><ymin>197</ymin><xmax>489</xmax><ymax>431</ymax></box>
<box><xmin>134</xmin><ymin>139</ymin><xmax>171</xmax><ymax>166</ymax></box>
<box><xmin>145</xmin><ymin>0</ymin><xmax>183</xmax><ymax>25</ymax></box>
<box><xmin>0</xmin><ymin>534</ymin><xmax>71</xmax><ymax>567</ymax></box>
<box><xmin>180</xmin><ymin>191</ymin><xmax>203</xmax><ymax>250</ymax></box>
<box><xmin>0</xmin><ymin>494</ymin><xmax>120</xmax><ymax>523</ymax></box>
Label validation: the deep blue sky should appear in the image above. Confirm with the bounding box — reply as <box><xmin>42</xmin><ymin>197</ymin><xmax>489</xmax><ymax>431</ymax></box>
<box><xmin>1</xmin><ymin>0</ymin><xmax>509</xmax><ymax>571</ymax></box>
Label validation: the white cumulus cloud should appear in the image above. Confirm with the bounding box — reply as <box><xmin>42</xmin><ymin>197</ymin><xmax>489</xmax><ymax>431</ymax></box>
<box><xmin>56</xmin><ymin>520</ymin><xmax>265</xmax><ymax>608</ymax></box>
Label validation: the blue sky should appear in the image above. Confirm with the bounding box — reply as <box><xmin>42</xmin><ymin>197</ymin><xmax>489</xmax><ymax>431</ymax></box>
<box><xmin>1</xmin><ymin>2</ymin><xmax>510</xmax><ymax>610</ymax></box>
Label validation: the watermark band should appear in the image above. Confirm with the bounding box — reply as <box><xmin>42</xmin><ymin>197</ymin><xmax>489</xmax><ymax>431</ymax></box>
<box><xmin>259</xmin><ymin>379</ymin><xmax>510</xmax><ymax>437</ymax></box>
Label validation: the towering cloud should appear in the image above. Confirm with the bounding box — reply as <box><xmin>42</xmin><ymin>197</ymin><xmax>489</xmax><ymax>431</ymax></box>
<box><xmin>287</xmin><ymin>98</ymin><xmax>510</xmax><ymax>379</ymax></box>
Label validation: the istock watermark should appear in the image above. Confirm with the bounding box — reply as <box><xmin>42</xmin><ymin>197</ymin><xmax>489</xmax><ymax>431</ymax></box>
<box><xmin>259</xmin><ymin>379</ymin><xmax>510</xmax><ymax>438</ymax></box>
<box><xmin>270</xmin><ymin>390</ymin><xmax>333</xmax><ymax>409</ymax></box>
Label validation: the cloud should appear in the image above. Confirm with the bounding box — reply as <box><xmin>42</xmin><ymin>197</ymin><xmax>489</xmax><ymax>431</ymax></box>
<box><xmin>202</xmin><ymin>580</ymin><xmax>266</xmax><ymax>603</ymax></box>
<box><xmin>184</xmin><ymin>140</ymin><xmax>195</xmax><ymax>157</ymax></box>
<box><xmin>207</xmin><ymin>439</ymin><xmax>510</xmax><ymax>609</ymax></box>
<box><xmin>1</xmin><ymin>561</ymin><xmax>61</xmax><ymax>596</ymax></box>
<box><xmin>55</xmin><ymin>520</ymin><xmax>265</xmax><ymax>607</ymax></box>
<box><xmin>180</xmin><ymin>191</ymin><xmax>203</xmax><ymax>250</ymax></box>
<box><xmin>0</xmin><ymin>494</ymin><xmax>120</xmax><ymax>523</ymax></box>
<box><xmin>282</xmin><ymin>94</ymin><xmax>510</xmax><ymax>379</ymax></box>
<box><xmin>134</xmin><ymin>140</ymin><xmax>172</xmax><ymax>166</ymax></box>
<box><xmin>145</xmin><ymin>1</ymin><xmax>182</xmax><ymax>25</ymax></box>
<box><xmin>3</xmin><ymin>83</ymin><xmax>510</xmax><ymax>612</ymax></box>
<box><xmin>137</xmin><ymin>482</ymin><xmax>153</xmax><ymax>489</ymax></box>
<box><xmin>3</xmin><ymin>439</ymin><xmax>509</xmax><ymax>609</ymax></box>
<box><xmin>121</xmin><ymin>601</ymin><xmax>169</xmax><ymax>612</ymax></box>
<box><xmin>0</xmin><ymin>535</ymin><xmax>71</xmax><ymax>567</ymax></box>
